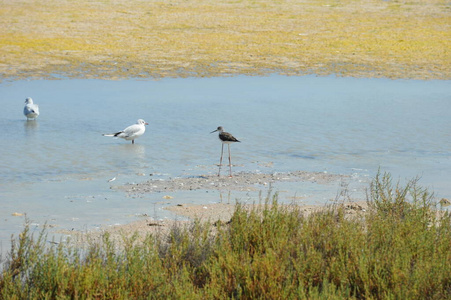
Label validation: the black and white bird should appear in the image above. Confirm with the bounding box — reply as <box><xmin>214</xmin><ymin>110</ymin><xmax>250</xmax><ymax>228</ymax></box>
<box><xmin>210</xmin><ymin>126</ymin><xmax>240</xmax><ymax>177</ymax></box>
<box><xmin>103</xmin><ymin>119</ymin><xmax>149</xmax><ymax>144</ymax></box>
<box><xmin>23</xmin><ymin>97</ymin><xmax>39</xmax><ymax>120</ymax></box>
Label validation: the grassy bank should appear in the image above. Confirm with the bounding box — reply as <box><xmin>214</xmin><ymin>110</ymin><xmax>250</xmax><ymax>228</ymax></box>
<box><xmin>1</xmin><ymin>0</ymin><xmax>449</xmax><ymax>81</ymax></box>
<box><xmin>1</xmin><ymin>173</ymin><xmax>450</xmax><ymax>299</ymax></box>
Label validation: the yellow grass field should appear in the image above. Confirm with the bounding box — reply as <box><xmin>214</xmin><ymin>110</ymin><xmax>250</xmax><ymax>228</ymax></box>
<box><xmin>0</xmin><ymin>0</ymin><xmax>449</xmax><ymax>81</ymax></box>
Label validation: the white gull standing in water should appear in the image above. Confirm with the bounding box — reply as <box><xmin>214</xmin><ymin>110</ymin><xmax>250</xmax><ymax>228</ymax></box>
<box><xmin>103</xmin><ymin>119</ymin><xmax>149</xmax><ymax>144</ymax></box>
<box><xmin>23</xmin><ymin>97</ymin><xmax>39</xmax><ymax>120</ymax></box>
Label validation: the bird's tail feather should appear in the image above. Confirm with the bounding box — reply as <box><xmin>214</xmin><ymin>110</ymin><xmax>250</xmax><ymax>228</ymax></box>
<box><xmin>103</xmin><ymin>131</ymin><xmax>123</xmax><ymax>137</ymax></box>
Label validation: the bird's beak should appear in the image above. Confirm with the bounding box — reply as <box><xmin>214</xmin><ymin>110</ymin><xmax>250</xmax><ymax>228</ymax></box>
<box><xmin>145</xmin><ymin>122</ymin><xmax>149</xmax><ymax>125</ymax></box>
<box><xmin>210</xmin><ymin>129</ymin><xmax>218</xmax><ymax>134</ymax></box>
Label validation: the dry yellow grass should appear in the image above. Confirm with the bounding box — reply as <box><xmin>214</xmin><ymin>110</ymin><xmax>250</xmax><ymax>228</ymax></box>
<box><xmin>0</xmin><ymin>0</ymin><xmax>450</xmax><ymax>81</ymax></box>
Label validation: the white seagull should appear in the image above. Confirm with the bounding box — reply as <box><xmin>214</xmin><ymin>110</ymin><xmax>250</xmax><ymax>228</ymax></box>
<box><xmin>23</xmin><ymin>97</ymin><xmax>39</xmax><ymax>120</ymax></box>
<box><xmin>103</xmin><ymin>119</ymin><xmax>149</xmax><ymax>144</ymax></box>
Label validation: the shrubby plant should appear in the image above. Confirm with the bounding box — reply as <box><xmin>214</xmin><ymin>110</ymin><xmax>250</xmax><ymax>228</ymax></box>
<box><xmin>1</xmin><ymin>173</ymin><xmax>450</xmax><ymax>299</ymax></box>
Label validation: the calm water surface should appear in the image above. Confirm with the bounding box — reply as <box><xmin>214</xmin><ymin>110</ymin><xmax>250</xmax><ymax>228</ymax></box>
<box><xmin>1</xmin><ymin>75</ymin><xmax>450</xmax><ymax>251</ymax></box>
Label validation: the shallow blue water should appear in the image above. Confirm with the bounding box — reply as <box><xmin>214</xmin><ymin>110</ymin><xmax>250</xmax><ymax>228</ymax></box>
<box><xmin>1</xmin><ymin>75</ymin><xmax>450</xmax><ymax>250</ymax></box>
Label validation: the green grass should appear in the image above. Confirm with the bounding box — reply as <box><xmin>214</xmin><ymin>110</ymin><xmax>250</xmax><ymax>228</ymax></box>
<box><xmin>1</xmin><ymin>173</ymin><xmax>450</xmax><ymax>299</ymax></box>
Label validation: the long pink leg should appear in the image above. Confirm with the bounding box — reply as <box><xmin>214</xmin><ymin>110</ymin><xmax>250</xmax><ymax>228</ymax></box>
<box><xmin>218</xmin><ymin>143</ymin><xmax>224</xmax><ymax>176</ymax></box>
<box><xmin>228</xmin><ymin>144</ymin><xmax>232</xmax><ymax>177</ymax></box>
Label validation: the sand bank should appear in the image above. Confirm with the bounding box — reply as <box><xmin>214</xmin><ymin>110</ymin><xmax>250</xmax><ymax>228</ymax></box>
<box><xmin>119</xmin><ymin>171</ymin><xmax>347</xmax><ymax>194</ymax></box>
<box><xmin>58</xmin><ymin>171</ymin><xmax>367</xmax><ymax>246</ymax></box>
<box><xmin>58</xmin><ymin>200</ymin><xmax>368</xmax><ymax>248</ymax></box>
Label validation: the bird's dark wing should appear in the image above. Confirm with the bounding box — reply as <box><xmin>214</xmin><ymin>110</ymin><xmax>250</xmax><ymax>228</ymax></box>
<box><xmin>220</xmin><ymin>132</ymin><xmax>240</xmax><ymax>142</ymax></box>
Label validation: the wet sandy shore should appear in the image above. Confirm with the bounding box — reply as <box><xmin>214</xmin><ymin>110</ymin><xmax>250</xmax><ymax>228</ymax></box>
<box><xmin>119</xmin><ymin>170</ymin><xmax>347</xmax><ymax>194</ymax></box>
<box><xmin>58</xmin><ymin>199</ymin><xmax>368</xmax><ymax>248</ymax></box>
<box><xmin>59</xmin><ymin>170</ymin><xmax>367</xmax><ymax>245</ymax></box>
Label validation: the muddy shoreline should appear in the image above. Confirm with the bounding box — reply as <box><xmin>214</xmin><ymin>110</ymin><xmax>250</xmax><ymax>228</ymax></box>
<box><xmin>119</xmin><ymin>171</ymin><xmax>347</xmax><ymax>195</ymax></box>
<box><xmin>58</xmin><ymin>170</ymin><xmax>363</xmax><ymax>243</ymax></box>
<box><xmin>57</xmin><ymin>169</ymin><xmax>448</xmax><ymax>244</ymax></box>
<box><xmin>58</xmin><ymin>200</ymin><xmax>369</xmax><ymax>247</ymax></box>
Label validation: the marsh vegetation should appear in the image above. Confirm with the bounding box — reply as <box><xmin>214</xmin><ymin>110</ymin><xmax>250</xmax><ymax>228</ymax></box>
<box><xmin>1</xmin><ymin>173</ymin><xmax>450</xmax><ymax>299</ymax></box>
<box><xmin>1</xmin><ymin>0</ymin><xmax>449</xmax><ymax>81</ymax></box>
